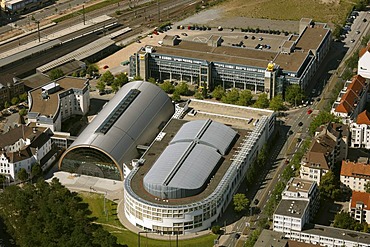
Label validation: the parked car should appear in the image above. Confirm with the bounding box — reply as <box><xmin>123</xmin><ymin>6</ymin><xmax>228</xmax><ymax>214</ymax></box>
<box><xmin>307</xmin><ymin>109</ymin><xmax>313</xmax><ymax>114</ymax></box>
<box><xmin>298</xmin><ymin>122</ymin><xmax>303</xmax><ymax>127</ymax></box>
<box><xmin>103</xmin><ymin>65</ymin><xmax>109</xmax><ymax>69</ymax></box>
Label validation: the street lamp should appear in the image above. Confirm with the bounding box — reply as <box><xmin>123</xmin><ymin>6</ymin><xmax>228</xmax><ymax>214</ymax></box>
<box><xmin>35</xmin><ymin>20</ymin><xmax>40</xmax><ymax>42</ymax></box>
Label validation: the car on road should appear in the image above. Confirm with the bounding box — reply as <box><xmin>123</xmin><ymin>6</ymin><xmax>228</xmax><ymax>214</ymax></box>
<box><xmin>298</xmin><ymin>122</ymin><xmax>303</xmax><ymax>127</ymax></box>
<box><xmin>307</xmin><ymin>109</ymin><xmax>313</xmax><ymax>114</ymax></box>
<box><xmin>289</xmin><ymin>130</ymin><xmax>294</xmax><ymax>135</ymax></box>
<box><xmin>254</xmin><ymin>199</ymin><xmax>259</xmax><ymax>205</ymax></box>
<box><xmin>356</xmin><ymin>30</ymin><xmax>360</xmax><ymax>34</ymax></box>
<box><xmin>234</xmin><ymin>233</ymin><xmax>240</xmax><ymax>239</ymax></box>
<box><xmin>136</xmin><ymin>40</ymin><xmax>141</xmax><ymax>43</ymax></box>
<box><xmin>181</xmin><ymin>33</ymin><xmax>188</xmax><ymax>36</ymax></box>
<box><xmin>363</xmin><ymin>18</ymin><xmax>367</xmax><ymax>22</ymax></box>
<box><xmin>350</xmin><ymin>39</ymin><xmax>355</xmax><ymax>43</ymax></box>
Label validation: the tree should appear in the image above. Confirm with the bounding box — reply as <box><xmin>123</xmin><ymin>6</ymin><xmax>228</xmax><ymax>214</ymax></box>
<box><xmin>319</xmin><ymin>171</ymin><xmax>341</xmax><ymax>201</ymax></box>
<box><xmin>237</xmin><ymin>90</ymin><xmax>253</xmax><ymax>106</ymax></box>
<box><xmin>11</xmin><ymin>97</ymin><xmax>19</xmax><ymax>105</ymax></box>
<box><xmin>365</xmin><ymin>182</ymin><xmax>370</xmax><ymax>193</ymax></box>
<box><xmin>148</xmin><ymin>77</ymin><xmax>156</xmax><ymax>84</ymax></box>
<box><xmin>285</xmin><ymin>84</ymin><xmax>304</xmax><ymax>106</ymax></box>
<box><xmin>17</xmin><ymin>168</ymin><xmax>28</xmax><ymax>182</ymax></box>
<box><xmin>221</xmin><ymin>88</ymin><xmax>239</xmax><ymax>104</ymax></box>
<box><xmin>254</xmin><ymin>93</ymin><xmax>269</xmax><ymax>108</ymax></box>
<box><xmin>49</xmin><ymin>68</ymin><xmax>64</xmax><ymax>80</ymax></box>
<box><xmin>111</xmin><ymin>82</ymin><xmax>120</xmax><ymax>93</ymax></box>
<box><xmin>100</xmin><ymin>71</ymin><xmax>115</xmax><ymax>86</ymax></box>
<box><xmin>31</xmin><ymin>163</ymin><xmax>42</xmax><ymax>180</ymax></box>
<box><xmin>114</xmin><ymin>73</ymin><xmax>128</xmax><ymax>88</ymax></box>
<box><xmin>172</xmin><ymin>91</ymin><xmax>181</xmax><ymax>102</ymax></box>
<box><xmin>0</xmin><ymin>179</ymin><xmax>125</xmax><ymax>247</ymax></box>
<box><xmin>19</xmin><ymin>93</ymin><xmax>27</xmax><ymax>102</ymax></box>
<box><xmin>159</xmin><ymin>81</ymin><xmax>175</xmax><ymax>94</ymax></box>
<box><xmin>309</xmin><ymin>111</ymin><xmax>339</xmax><ymax>135</ymax></box>
<box><xmin>0</xmin><ymin>174</ymin><xmax>6</xmax><ymax>186</ymax></box>
<box><xmin>334</xmin><ymin>212</ymin><xmax>364</xmax><ymax>231</ymax></box>
<box><xmin>211</xmin><ymin>225</ymin><xmax>221</xmax><ymax>234</ymax></box>
<box><xmin>269</xmin><ymin>94</ymin><xmax>285</xmax><ymax>111</ymax></box>
<box><xmin>194</xmin><ymin>91</ymin><xmax>204</xmax><ymax>100</ymax></box>
<box><xmin>133</xmin><ymin>75</ymin><xmax>143</xmax><ymax>80</ymax></box>
<box><xmin>233</xmin><ymin>193</ymin><xmax>249</xmax><ymax>213</ymax></box>
<box><xmin>86</xmin><ymin>64</ymin><xmax>99</xmax><ymax>76</ymax></box>
<box><xmin>19</xmin><ymin>109</ymin><xmax>27</xmax><ymax>116</ymax></box>
<box><xmin>4</xmin><ymin>101</ymin><xmax>10</xmax><ymax>109</ymax></box>
<box><xmin>175</xmin><ymin>82</ymin><xmax>189</xmax><ymax>96</ymax></box>
<box><xmin>96</xmin><ymin>81</ymin><xmax>106</xmax><ymax>92</ymax></box>
<box><xmin>211</xmin><ymin>85</ymin><xmax>225</xmax><ymax>100</ymax></box>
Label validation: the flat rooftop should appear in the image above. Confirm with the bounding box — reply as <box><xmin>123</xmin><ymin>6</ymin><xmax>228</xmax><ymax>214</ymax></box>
<box><xmin>296</xmin><ymin>26</ymin><xmax>329</xmax><ymax>51</ymax></box>
<box><xmin>183</xmin><ymin>99</ymin><xmax>274</xmax><ymax>130</ymax></box>
<box><xmin>275</xmin><ymin>199</ymin><xmax>308</xmax><ymax>218</ymax></box>
<box><xmin>303</xmin><ymin>224</ymin><xmax>370</xmax><ymax>245</ymax></box>
<box><xmin>285</xmin><ymin>178</ymin><xmax>315</xmax><ymax>194</ymax></box>
<box><xmin>129</xmin><ymin>118</ymin><xmax>250</xmax><ymax>206</ymax></box>
<box><xmin>29</xmin><ymin>77</ymin><xmax>87</xmax><ymax>117</ymax></box>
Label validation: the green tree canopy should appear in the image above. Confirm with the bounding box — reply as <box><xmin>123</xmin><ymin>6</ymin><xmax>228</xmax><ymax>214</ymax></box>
<box><xmin>86</xmin><ymin>64</ymin><xmax>99</xmax><ymax>76</ymax></box>
<box><xmin>319</xmin><ymin>171</ymin><xmax>341</xmax><ymax>201</ymax></box>
<box><xmin>111</xmin><ymin>82</ymin><xmax>120</xmax><ymax>93</ymax></box>
<box><xmin>194</xmin><ymin>91</ymin><xmax>204</xmax><ymax>100</ymax></box>
<box><xmin>19</xmin><ymin>93</ymin><xmax>28</xmax><ymax>102</ymax></box>
<box><xmin>100</xmin><ymin>71</ymin><xmax>115</xmax><ymax>86</ymax></box>
<box><xmin>96</xmin><ymin>81</ymin><xmax>106</xmax><ymax>92</ymax></box>
<box><xmin>237</xmin><ymin>90</ymin><xmax>253</xmax><ymax>106</ymax></box>
<box><xmin>11</xmin><ymin>97</ymin><xmax>19</xmax><ymax>105</ymax></box>
<box><xmin>49</xmin><ymin>68</ymin><xmax>64</xmax><ymax>80</ymax></box>
<box><xmin>19</xmin><ymin>109</ymin><xmax>27</xmax><ymax>116</ymax></box>
<box><xmin>159</xmin><ymin>81</ymin><xmax>175</xmax><ymax>94</ymax></box>
<box><xmin>114</xmin><ymin>73</ymin><xmax>129</xmax><ymax>88</ymax></box>
<box><xmin>254</xmin><ymin>93</ymin><xmax>269</xmax><ymax>108</ymax></box>
<box><xmin>221</xmin><ymin>88</ymin><xmax>239</xmax><ymax>104</ymax></box>
<box><xmin>4</xmin><ymin>101</ymin><xmax>10</xmax><ymax>109</ymax></box>
<box><xmin>175</xmin><ymin>82</ymin><xmax>190</xmax><ymax>96</ymax></box>
<box><xmin>17</xmin><ymin>168</ymin><xmax>28</xmax><ymax>182</ymax></box>
<box><xmin>31</xmin><ymin>163</ymin><xmax>42</xmax><ymax>180</ymax></box>
<box><xmin>269</xmin><ymin>94</ymin><xmax>285</xmax><ymax>111</ymax></box>
<box><xmin>285</xmin><ymin>84</ymin><xmax>304</xmax><ymax>106</ymax></box>
<box><xmin>365</xmin><ymin>182</ymin><xmax>370</xmax><ymax>193</ymax></box>
<box><xmin>0</xmin><ymin>179</ymin><xmax>125</xmax><ymax>247</ymax></box>
<box><xmin>172</xmin><ymin>91</ymin><xmax>181</xmax><ymax>102</ymax></box>
<box><xmin>233</xmin><ymin>193</ymin><xmax>250</xmax><ymax>213</ymax></box>
<box><xmin>309</xmin><ymin>111</ymin><xmax>339</xmax><ymax>135</ymax></box>
<box><xmin>211</xmin><ymin>85</ymin><xmax>225</xmax><ymax>100</ymax></box>
<box><xmin>334</xmin><ymin>212</ymin><xmax>366</xmax><ymax>231</ymax></box>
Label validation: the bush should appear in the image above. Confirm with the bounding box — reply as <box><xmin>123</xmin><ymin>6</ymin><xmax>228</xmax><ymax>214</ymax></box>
<box><xmin>211</xmin><ymin>225</ymin><xmax>221</xmax><ymax>234</ymax></box>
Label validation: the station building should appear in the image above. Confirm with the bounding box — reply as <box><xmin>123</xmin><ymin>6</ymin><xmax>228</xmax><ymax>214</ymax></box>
<box><xmin>130</xmin><ymin>18</ymin><xmax>331</xmax><ymax>99</ymax></box>
<box><xmin>58</xmin><ymin>81</ymin><xmax>174</xmax><ymax>180</ymax></box>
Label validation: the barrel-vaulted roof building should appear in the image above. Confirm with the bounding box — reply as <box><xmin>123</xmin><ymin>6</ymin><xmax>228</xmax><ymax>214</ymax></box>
<box><xmin>59</xmin><ymin>81</ymin><xmax>174</xmax><ymax>180</ymax></box>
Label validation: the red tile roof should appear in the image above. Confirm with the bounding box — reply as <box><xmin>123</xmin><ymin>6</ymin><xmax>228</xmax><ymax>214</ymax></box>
<box><xmin>335</xmin><ymin>75</ymin><xmax>367</xmax><ymax>113</ymax></box>
<box><xmin>341</xmin><ymin>160</ymin><xmax>370</xmax><ymax>178</ymax></box>
<box><xmin>350</xmin><ymin>191</ymin><xmax>370</xmax><ymax>209</ymax></box>
<box><xmin>359</xmin><ymin>43</ymin><xmax>370</xmax><ymax>58</ymax></box>
<box><xmin>357</xmin><ymin>110</ymin><xmax>370</xmax><ymax>125</ymax></box>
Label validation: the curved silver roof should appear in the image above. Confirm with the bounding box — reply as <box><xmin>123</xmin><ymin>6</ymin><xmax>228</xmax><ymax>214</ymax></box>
<box><xmin>143</xmin><ymin>142</ymin><xmax>222</xmax><ymax>199</ymax></box>
<box><xmin>143</xmin><ymin>119</ymin><xmax>236</xmax><ymax>199</ymax></box>
<box><xmin>169</xmin><ymin>119</ymin><xmax>237</xmax><ymax>155</ymax></box>
<box><xmin>65</xmin><ymin>80</ymin><xmax>174</xmax><ymax>168</ymax></box>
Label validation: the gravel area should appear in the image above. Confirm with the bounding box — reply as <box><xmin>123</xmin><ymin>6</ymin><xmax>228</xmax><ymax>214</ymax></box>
<box><xmin>176</xmin><ymin>8</ymin><xmax>299</xmax><ymax>33</ymax></box>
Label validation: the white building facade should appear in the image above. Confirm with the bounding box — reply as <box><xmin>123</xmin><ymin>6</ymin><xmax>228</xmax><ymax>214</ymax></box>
<box><xmin>340</xmin><ymin>160</ymin><xmax>370</xmax><ymax>192</ymax></box>
<box><xmin>0</xmin><ymin>126</ymin><xmax>53</xmax><ymax>181</ymax></box>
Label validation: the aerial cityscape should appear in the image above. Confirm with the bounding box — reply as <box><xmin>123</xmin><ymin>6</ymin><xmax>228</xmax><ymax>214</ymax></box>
<box><xmin>1</xmin><ymin>0</ymin><xmax>370</xmax><ymax>246</ymax></box>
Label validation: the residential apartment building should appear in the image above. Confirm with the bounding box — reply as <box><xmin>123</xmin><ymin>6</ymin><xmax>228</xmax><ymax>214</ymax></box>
<box><xmin>300</xmin><ymin>122</ymin><xmax>348</xmax><ymax>185</ymax></box>
<box><xmin>0</xmin><ymin>126</ymin><xmax>54</xmax><ymax>181</ymax></box>
<box><xmin>350</xmin><ymin>110</ymin><xmax>370</xmax><ymax>148</ymax></box>
<box><xmin>331</xmin><ymin>75</ymin><xmax>369</xmax><ymax>124</ymax></box>
<box><xmin>27</xmin><ymin>76</ymin><xmax>90</xmax><ymax>132</ymax></box>
<box><xmin>0</xmin><ymin>74</ymin><xmax>24</xmax><ymax>109</ymax></box>
<box><xmin>358</xmin><ymin>43</ymin><xmax>370</xmax><ymax>79</ymax></box>
<box><xmin>273</xmin><ymin>178</ymin><xmax>319</xmax><ymax>233</ymax></box>
<box><xmin>130</xmin><ymin>18</ymin><xmax>331</xmax><ymax>99</ymax></box>
<box><xmin>341</xmin><ymin>160</ymin><xmax>370</xmax><ymax>192</ymax></box>
<box><xmin>349</xmin><ymin>191</ymin><xmax>370</xmax><ymax>224</ymax></box>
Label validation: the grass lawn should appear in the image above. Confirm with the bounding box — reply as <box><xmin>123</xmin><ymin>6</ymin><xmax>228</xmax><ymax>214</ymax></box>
<box><xmin>79</xmin><ymin>192</ymin><xmax>217</xmax><ymax>247</ymax></box>
<box><xmin>219</xmin><ymin>0</ymin><xmax>360</xmax><ymax>25</ymax></box>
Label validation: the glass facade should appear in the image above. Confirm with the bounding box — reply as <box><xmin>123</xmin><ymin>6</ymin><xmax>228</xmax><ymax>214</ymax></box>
<box><xmin>60</xmin><ymin>147</ymin><xmax>121</xmax><ymax>180</ymax></box>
